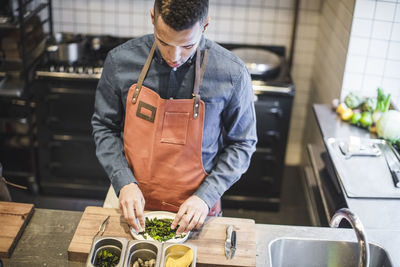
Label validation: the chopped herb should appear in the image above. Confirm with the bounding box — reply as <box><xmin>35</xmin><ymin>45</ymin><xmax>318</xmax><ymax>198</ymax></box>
<box><xmin>139</xmin><ymin>217</ymin><xmax>184</xmax><ymax>242</ymax></box>
<box><xmin>95</xmin><ymin>248</ymin><xmax>120</xmax><ymax>267</ymax></box>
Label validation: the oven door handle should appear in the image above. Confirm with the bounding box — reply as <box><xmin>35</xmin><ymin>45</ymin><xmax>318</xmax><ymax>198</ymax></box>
<box><xmin>267</xmin><ymin>107</ymin><xmax>283</xmax><ymax>118</ymax></box>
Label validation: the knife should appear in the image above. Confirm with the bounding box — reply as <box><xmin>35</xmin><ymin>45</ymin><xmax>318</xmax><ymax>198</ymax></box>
<box><xmin>225</xmin><ymin>225</ymin><xmax>233</xmax><ymax>259</ymax></box>
<box><xmin>230</xmin><ymin>229</ymin><xmax>237</xmax><ymax>259</ymax></box>
<box><xmin>379</xmin><ymin>143</ymin><xmax>400</xmax><ymax>188</ymax></box>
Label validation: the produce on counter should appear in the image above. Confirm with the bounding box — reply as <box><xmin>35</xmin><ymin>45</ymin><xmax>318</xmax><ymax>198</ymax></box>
<box><xmin>376</xmin><ymin>110</ymin><xmax>400</xmax><ymax>141</ymax></box>
<box><xmin>344</xmin><ymin>92</ymin><xmax>362</xmax><ymax>109</ymax></box>
<box><xmin>95</xmin><ymin>248</ymin><xmax>120</xmax><ymax>267</ymax></box>
<box><xmin>335</xmin><ymin>88</ymin><xmax>400</xmax><ymax>149</ymax></box>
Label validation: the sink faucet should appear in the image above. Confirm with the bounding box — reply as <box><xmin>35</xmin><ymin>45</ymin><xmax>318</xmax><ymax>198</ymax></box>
<box><xmin>330</xmin><ymin>208</ymin><xmax>370</xmax><ymax>267</ymax></box>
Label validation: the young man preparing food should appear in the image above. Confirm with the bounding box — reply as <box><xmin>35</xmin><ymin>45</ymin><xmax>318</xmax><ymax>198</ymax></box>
<box><xmin>92</xmin><ymin>0</ymin><xmax>257</xmax><ymax>236</ymax></box>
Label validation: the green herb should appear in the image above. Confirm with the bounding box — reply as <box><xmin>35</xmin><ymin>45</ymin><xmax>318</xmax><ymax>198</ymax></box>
<box><xmin>139</xmin><ymin>217</ymin><xmax>184</xmax><ymax>242</ymax></box>
<box><xmin>375</xmin><ymin>87</ymin><xmax>391</xmax><ymax>113</ymax></box>
<box><xmin>95</xmin><ymin>248</ymin><xmax>120</xmax><ymax>267</ymax></box>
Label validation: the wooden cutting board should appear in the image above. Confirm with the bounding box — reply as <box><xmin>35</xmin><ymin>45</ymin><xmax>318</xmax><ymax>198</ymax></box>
<box><xmin>68</xmin><ymin>206</ymin><xmax>256</xmax><ymax>266</ymax></box>
<box><xmin>0</xmin><ymin>201</ymin><xmax>34</xmax><ymax>258</ymax></box>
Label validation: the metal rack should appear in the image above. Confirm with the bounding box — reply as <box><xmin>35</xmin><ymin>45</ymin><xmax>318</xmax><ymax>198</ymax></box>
<box><xmin>0</xmin><ymin>0</ymin><xmax>53</xmax><ymax>193</ymax></box>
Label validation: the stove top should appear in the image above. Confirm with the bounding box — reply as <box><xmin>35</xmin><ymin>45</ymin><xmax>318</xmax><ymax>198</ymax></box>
<box><xmin>36</xmin><ymin>34</ymin><xmax>294</xmax><ymax>95</ymax></box>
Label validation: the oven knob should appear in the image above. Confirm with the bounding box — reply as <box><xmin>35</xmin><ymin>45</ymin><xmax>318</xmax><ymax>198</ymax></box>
<box><xmin>87</xmin><ymin>67</ymin><xmax>94</xmax><ymax>75</ymax></box>
<box><xmin>68</xmin><ymin>66</ymin><xmax>74</xmax><ymax>73</ymax></box>
<box><xmin>49</xmin><ymin>65</ymin><xmax>55</xmax><ymax>72</ymax></box>
<box><xmin>59</xmin><ymin>65</ymin><xmax>65</xmax><ymax>72</ymax></box>
<box><xmin>77</xmin><ymin>66</ymin><xmax>84</xmax><ymax>74</ymax></box>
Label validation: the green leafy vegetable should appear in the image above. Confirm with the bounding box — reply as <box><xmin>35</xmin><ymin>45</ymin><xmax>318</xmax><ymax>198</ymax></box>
<box><xmin>139</xmin><ymin>217</ymin><xmax>185</xmax><ymax>242</ymax></box>
<box><xmin>375</xmin><ymin>87</ymin><xmax>391</xmax><ymax>113</ymax></box>
<box><xmin>344</xmin><ymin>92</ymin><xmax>362</xmax><ymax>109</ymax></box>
<box><xmin>95</xmin><ymin>248</ymin><xmax>120</xmax><ymax>267</ymax></box>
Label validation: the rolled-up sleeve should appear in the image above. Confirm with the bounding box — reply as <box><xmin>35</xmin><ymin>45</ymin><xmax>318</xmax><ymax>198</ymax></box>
<box><xmin>194</xmin><ymin>67</ymin><xmax>257</xmax><ymax>208</ymax></box>
<box><xmin>91</xmin><ymin>52</ymin><xmax>136</xmax><ymax>195</ymax></box>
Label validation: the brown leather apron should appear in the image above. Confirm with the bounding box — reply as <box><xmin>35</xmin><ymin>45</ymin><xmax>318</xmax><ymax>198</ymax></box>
<box><xmin>123</xmin><ymin>42</ymin><xmax>221</xmax><ymax>215</ymax></box>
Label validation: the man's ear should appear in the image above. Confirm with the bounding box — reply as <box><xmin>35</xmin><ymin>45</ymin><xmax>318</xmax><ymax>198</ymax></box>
<box><xmin>150</xmin><ymin>8</ymin><xmax>155</xmax><ymax>25</ymax></box>
<box><xmin>203</xmin><ymin>17</ymin><xmax>210</xmax><ymax>32</ymax></box>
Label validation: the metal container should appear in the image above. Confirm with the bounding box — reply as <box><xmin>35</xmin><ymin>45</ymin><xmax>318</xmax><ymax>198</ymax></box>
<box><xmin>231</xmin><ymin>47</ymin><xmax>281</xmax><ymax>80</ymax></box>
<box><xmin>46</xmin><ymin>33</ymin><xmax>85</xmax><ymax>63</ymax></box>
<box><xmin>160</xmin><ymin>244</ymin><xmax>197</xmax><ymax>267</ymax></box>
<box><xmin>86</xmin><ymin>236</ymin><xmax>128</xmax><ymax>267</ymax></box>
<box><xmin>124</xmin><ymin>240</ymin><xmax>162</xmax><ymax>267</ymax></box>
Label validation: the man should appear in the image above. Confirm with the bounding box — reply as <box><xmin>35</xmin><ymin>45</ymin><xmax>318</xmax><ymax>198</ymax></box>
<box><xmin>92</xmin><ymin>0</ymin><xmax>257</xmax><ymax>236</ymax></box>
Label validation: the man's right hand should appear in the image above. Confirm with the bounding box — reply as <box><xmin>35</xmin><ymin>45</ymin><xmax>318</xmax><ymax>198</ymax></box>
<box><xmin>119</xmin><ymin>183</ymin><xmax>145</xmax><ymax>233</ymax></box>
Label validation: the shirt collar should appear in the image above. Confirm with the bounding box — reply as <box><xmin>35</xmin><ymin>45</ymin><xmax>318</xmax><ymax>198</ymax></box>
<box><xmin>153</xmin><ymin>34</ymin><xmax>206</xmax><ymax>68</ymax></box>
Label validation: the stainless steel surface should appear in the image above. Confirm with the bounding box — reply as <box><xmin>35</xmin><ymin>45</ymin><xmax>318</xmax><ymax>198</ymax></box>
<box><xmin>252</xmin><ymin>80</ymin><xmax>292</xmax><ymax>95</ymax></box>
<box><xmin>160</xmin><ymin>243</ymin><xmax>197</xmax><ymax>267</ymax></box>
<box><xmin>86</xmin><ymin>236</ymin><xmax>128</xmax><ymax>267</ymax></box>
<box><xmin>330</xmin><ymin>208</ymin><xmax>370</xmax><ymax>267</ymax></box>
<box><xmin>124</xmin><ymin>240</ymin><xmax>161</xmax><ymax>267</ymax></box>
<box><xmin>269</xmin><ymin>238</ymin><xmax>390</xmax><ymax>267</ymax></box>
<box><xmin>256</xmin><ymin>224</ymin><xmax>398</xmax><ymax>267</ymax></box>
<box><xmin>35</xmin><ymin>70</ymin><xmax>102</xmax><ymax>79</ymax></box>
<box><xmin>338</xmin><ymin>141</ymin><xmax>381</xmax><ymax>159</ymax></box>
<box><xmin>46</xmin><ymin>42</ymin><xmax>84</xmax><ymax>63</ymax></box>
<box><xmin>378</xmin><ymin>143</ymin><xmax>400</xmax><ymax>187</ymax></box>
<box><xmin>325</xmin><ymin>137</ymin><xmax>400</xmax><ymax>198</ymax></box>
<box><xmin>231</xmin><ymin>47</ymin><xmax>281</xmax><ymax>77</ymax></box>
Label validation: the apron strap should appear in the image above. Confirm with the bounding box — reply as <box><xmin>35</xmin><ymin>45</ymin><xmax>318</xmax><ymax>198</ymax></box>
<box><xmin>132</xmin><ymin>42</ymin><xmax>157</xmax><ymax>104</ymax></box>
<box><xmin>193</xmin><ymin>47</ymin><xmax>209</xmax><ymax>119</ymax></box>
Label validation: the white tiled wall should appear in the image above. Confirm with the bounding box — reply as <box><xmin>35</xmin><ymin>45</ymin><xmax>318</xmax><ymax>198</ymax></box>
<box><xmin>342</xmin><ymin>0</ymin><xmax>400</xmax><ymax>107</ymax></box>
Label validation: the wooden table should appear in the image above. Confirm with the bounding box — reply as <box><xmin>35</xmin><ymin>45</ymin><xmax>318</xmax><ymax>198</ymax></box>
<box><xmin>1</xmin><ymin>208</ymin><xmax>268</xmax><ymax>266</ymax></box>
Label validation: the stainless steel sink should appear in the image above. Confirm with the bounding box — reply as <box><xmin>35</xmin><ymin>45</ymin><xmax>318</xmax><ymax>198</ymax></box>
<box><xmin>269</xmin><ymin>238</ymin><xmax>393</xmax><ymax>267</ymax></box>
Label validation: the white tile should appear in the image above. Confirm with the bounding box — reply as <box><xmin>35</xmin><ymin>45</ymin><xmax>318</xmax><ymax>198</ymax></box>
<box><xmin>247</xmin><ymin>7</ymin><xmax>262</xmax><ymax>21</ymax></box>
<box><xmin>387</xmin><ymin>41</ymin><xmax>400</xmax><ymax>60</ymax></box>
<box><xmin>361</xmin><ymin>75</ymin><xmax>383</xmax><ymax>97</ymax></box>
<box><xmin>62</xmin><ymin>9</ymin><xmax>74</xmax><ymax>24</ymax></box>
<box><xmin>89</xmin><ymin>25</ymin><xmax>103</xmax><ymax>35</ymax></box>
<box><xmin>385</xmin><ymin>60</ymin><xmax>400</xmax><ymax>78</ymax></box>
<box><xmin>88</xmin><ymin>0</ymin><xmax>101</xmax><ymax>11</ymax></box>
<box><xmin>354</xmin><ymin>0</ymin><xmax>376</xmax><ymax>19</ymax></box>
<box><xmin>391</xmin><ymin>23</ymin><xmax>400</xmax><ymax>41</ymax></box>
<box><xmin>348</xmin><ymin>37</ymin><xmax>370</xmax><ymax>56</ymax></box>
<box><xmin>277</xmin><ymin>9</ymin><xmax>293</xmax><ymax>23</ymax></box>
<box><xmin>365</xmin><ymin>58</ymin><xmax>386</xmax><ymax>75</ymax></box>
<box><xmin>372</xmin><ymin>20</ymin><xmax>393</xmax><ymax>40</ymax></box>
<box><xmin>75</xmin><ymin>10</ymin><xmax>88</xmax><ymax>24</ymax></box>
<box><xmin>375</xmin><ymin>2</ymin><xmax>396</xmax><ymax>21</ymax></box>
<box><xmin>368</xmin><ymin>39</ymin><xmax>389</xmax><ymax>58</ymax></box>
<box><xmin>381</xmin><ymin>77</ymin><xmax>400</xmax><ymax>94</ymax></box>
<box><xmin>104</xmin><ymin>12</ymin><xmax>115</xmax><ymax>26</ymax></box>
<box><xmin>62</xmin><ymin>0</ymin><xmax>74</xmax><ymax>9</ymax></box>
<box><xmin>351</xmin><ymin>18</ymin><xmax>373</xmax><ymax>37</ymax></box>
<box><xmin>118</xmin><ymin>13</ymin><xmax>130</xmax><ymax>27</ymax></box>
<box><xmin>247</xmin><ymin>21</ymin><xmax>261</xmax><ymax>35</ymax></box>
<box><xmin>262</xmin><ymin>9</ymin><xmax>276</xmax><ymax>22</ymax></box>
<box><xmin>62</xmin><ymin>23</ymin><xmax>75</xmax><ymax>33</ymax></box>
<box><xmin>346</xmin><ymin>55</ymin><xmax>367</xmax><ymax>73</ymax></box>
<box><xmin>89</xmin><ymin>11</ymin><xmax>102</xmax><ymax>25</ymax></box>
<box><xmin>75</xmin><ymin>24</ymin><xmax>88</xmax><ymax>34</ymax></box>
<box><xmin>343</xmin><ymin>72</ymin><xmax>363</xmax><ymax>91</ymax></box>
<box><xmin>395</xmin><ymin>4</ymin><xmax>400</xmax><ymax>22</ymax></box>
<box><xmin>103</xmin><ymin>1</ymin><xmax>116</xmax><ymax>12</ymax></box>
<box><xmin>278</xmin><ymin>0</ymin><xmax>295</xmax><ymax>8</ymax></box>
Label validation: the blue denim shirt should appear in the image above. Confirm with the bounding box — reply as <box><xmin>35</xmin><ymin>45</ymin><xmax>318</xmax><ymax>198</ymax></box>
<box><xmin>91</xmin><ymin>34</ymin><xmax>257</xmax><ymax>209</ymax></box>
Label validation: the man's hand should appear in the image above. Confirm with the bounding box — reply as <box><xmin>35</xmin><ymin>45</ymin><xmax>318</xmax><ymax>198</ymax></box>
<box><xmin>171</xmin><ymin>195</ymin><xmax>209</xmax><ymax>235</ymax></box>
<box><xmin>119</xmin><ymin>183</ymin><xmax>145</xmax><ymax>232</ymax></box>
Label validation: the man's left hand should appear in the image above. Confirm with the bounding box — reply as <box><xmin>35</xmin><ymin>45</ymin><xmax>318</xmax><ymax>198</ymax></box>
<box><xmin>171</xmin><ymin>195</ymin><xmax>209</xmax><ymax>235</ymax></box>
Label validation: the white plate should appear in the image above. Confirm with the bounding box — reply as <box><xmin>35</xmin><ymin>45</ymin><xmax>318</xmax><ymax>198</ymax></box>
<box><xmin>130</xmin><ymin>211</ymin><xmax>190</xmax><ymax>243</ymax></box>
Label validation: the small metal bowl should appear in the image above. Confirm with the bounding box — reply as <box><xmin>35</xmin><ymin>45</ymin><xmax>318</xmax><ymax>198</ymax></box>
<box><xmin>86</xmin><ymin>236</ymin><xmax>128</xmax><ymax>267</ymax></box>
<box><xmin>160</xmin><ymin>244</ymin><xmax>197</xmax><ymax>267</ymax></box>
<box><xmin>124</xmin><ymin>240</ymin><xmax>162</xmax><ymax>267</ymax></box>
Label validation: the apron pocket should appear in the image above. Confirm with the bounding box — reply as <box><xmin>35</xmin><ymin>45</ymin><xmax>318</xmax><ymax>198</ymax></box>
<box><xmin>161</xmin><ymin>112</ymin><xmax>189</xmax><ymax>145</ymax></box>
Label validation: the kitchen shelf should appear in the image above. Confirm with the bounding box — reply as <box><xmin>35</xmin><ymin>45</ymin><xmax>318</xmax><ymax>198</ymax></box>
<box><xmin>0</xmin><ymin>3</ymin><xmax>49</xmax><ymax>30</ymax></box>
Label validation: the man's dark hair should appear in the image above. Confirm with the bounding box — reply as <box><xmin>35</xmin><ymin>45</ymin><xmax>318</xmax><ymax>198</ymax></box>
<box><xmin>154</xmin><ymin>0</ymin><xmax>209</xmax><ymax>31</ymax></box>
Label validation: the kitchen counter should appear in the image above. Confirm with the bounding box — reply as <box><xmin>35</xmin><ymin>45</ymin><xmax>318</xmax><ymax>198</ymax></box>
<box><xmin>2</xmin><ymin>207</ymin><xmax>399</xmax><ymax>266</ymax></box>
